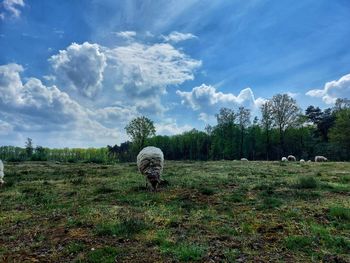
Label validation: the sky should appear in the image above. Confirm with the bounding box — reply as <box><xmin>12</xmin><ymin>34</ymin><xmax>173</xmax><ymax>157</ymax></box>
<box><xmin>0</xmin><ymin>0</ymin><xmax>350</xmax><ymax>148</ymax></box>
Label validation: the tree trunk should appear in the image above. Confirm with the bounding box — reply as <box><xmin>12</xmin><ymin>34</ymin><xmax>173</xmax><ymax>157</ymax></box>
<box><xmin>279</xmin><ymin>126</ymin><xmax>284</xmax><ymax>157</ymax></box>
<box><xmin>240</xmin><ymin>127</ymin><xmax>244</xmax><ymax>158</ymax></box>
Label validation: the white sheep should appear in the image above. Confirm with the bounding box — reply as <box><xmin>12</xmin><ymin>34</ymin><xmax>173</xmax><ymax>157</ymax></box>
<box><xmin>0</xmin><ymin>160</ymin><xmax>4</xmax><ymax>185</ymax></box>
<box><xmin>137</xmin><ymin>146</ymin><xmax>164</xmax><ymax>191</ymax></box>
<box><xmin>281</xmin><ymin>157</ymin><xmax>288</xmax><ymax>162</ymax></box>
<box><xmin>288</xmin><ymin>155</ymin><xmax>296</xmax><ymax>161</ymax></box>
<box><xmin>315</xmin><ymin>156</ymin><xmax>328</xmax><ymax>162</ymax></box>
<box><xmin>300</xmin><ymin>159</ymin><xmax>305</xmax><ymax>163</ymax></box>
<box><xmin>240</xmin><ymin>158</ymin><xmax>248</xmax><ymax>161</ymax></box>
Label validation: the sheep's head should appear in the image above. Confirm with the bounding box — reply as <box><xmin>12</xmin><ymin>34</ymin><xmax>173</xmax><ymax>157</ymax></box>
<box><xmin>145</xmin><ymin>169</ymin><xmax>160</xmax><ymax>190</ymax></box>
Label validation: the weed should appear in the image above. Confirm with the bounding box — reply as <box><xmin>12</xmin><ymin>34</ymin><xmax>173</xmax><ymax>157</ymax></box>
<box><xmin>86</xmin><ymin>247</ymin><xmax>121</xmax><ymax>263</ymax></box>
<box><xmin>296</xmin><ymin>176</ymin><xmax>318</xmax><ymax>189</ymax></box>
<box><xmin>329</xmin><ymin>206</ymin><xmax>350</xmax><ymax>221</ymax></box>
<box><xmin>95</xmin><ymin>218</ymin><xmax>148</xmax><ymax>238</ymax></box>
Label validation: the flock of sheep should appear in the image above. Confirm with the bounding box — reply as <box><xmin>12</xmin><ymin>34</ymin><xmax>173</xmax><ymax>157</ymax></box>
<box><xmin>281</xmin><ymin>155</ymin><xmax>328</xmax><ymax>163</ymax></box>
<box><xmin>0</xmin><ymin>147</ymin><xmax>328</xmax><ymax>191</ymax></box>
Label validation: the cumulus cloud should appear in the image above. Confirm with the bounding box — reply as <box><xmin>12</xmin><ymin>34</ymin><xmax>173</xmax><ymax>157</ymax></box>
<box><xmin>176</xmin><ymin>84</ymin><xmax>265</xmax><ymax>111</ymax></box>
<box><xmin>94</xmin><ymin>106</ymin><xmax>137</xmax><ymax>125</ymax></box>
<box><xmin>106</xmin><ymin>42</ymin><xmax>201</xmax><ymax>96</ymax></box>
<box><xmin>155</xmin><ymin>119</ymin><xmax>192</xmax><ymax>135</ymax></box>
<box><xmin>49</xmin><ymin>42</ymin><xmax>107</xmax><ymax>98</ymax></box>
<box><xmin>0</xmin><ymin>63</ymin><xmax>119</xmax><ymax>146</ymax></box>
<box><xmin>0</xmin><ymin>0</ymin><xmax>24</xmax><ymax>20</ymax></box>
<box><xmin>162</xmin><ymin>31</ymin><xmax>197</xmax><ymax>43</ymax></box>
<box><xmin>306</xmin><ymin>73</ymin><xmax>350</xmax><ymax>104</ymax></box>
<box><xmin>48</xmin><ymin>41</ymin><xmax>200</xmax><ymax>116</ymax></box>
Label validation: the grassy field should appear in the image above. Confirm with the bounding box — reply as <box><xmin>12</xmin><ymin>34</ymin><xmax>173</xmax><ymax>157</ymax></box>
<box><xmin>0</xmin><ymin>161</ymin><xmax>349</xmax><ymax>262</ymax></box>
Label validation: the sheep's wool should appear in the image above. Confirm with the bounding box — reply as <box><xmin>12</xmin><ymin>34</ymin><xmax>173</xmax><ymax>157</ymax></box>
<box><xmin>315</xmin><ymin>156</ymin><xmax>327</xmax><ymax>162</ymax></box>
<box><xmin>0</xmin><ymin>160</ymin><xmax>4</xmax><ymax>184</ymax></box>
<box><xmin>288</xmin><ymin>155</ymin><xmax>296</xmax><ymax>161</ymax></box>
<box><xmin>281</xmin><ymin>157</ymin><xmax>287</xmax><ymax>162</ymax></box>
<box><xmin>137</xmin><ymin>146</ymin><xmax>164</xmax><ymax>188</ymax></box>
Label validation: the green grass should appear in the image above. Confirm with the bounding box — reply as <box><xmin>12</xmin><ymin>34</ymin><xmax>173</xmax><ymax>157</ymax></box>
<box><xmin>0</xmin><ymin>161</ymin><xmax>349</xmax><ymax>262</ymax></box>
<box><xmin>296</xmin><ymin>176</ymin><xmax>319</xmax><ymax>189</ymax></box>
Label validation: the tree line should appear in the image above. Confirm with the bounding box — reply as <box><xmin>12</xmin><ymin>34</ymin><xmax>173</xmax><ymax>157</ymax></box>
<box><xmin>109</xmin><ymin>94</ymin><xmax>350</xmax><ymax>162</ymax></box>
<box><xmin>0</xmin><ymin>93</ymin><xmax>349</xmax><ymax>163</ymax></box>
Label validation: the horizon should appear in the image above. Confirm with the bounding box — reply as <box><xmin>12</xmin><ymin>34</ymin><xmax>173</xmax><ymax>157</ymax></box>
<box><xmin>1</xmin><ymin>0</ymin><xmax>350</xmax><ymax>148</ymax></box>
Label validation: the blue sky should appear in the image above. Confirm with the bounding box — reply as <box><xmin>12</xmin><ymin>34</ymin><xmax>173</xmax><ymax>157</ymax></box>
<box><xmin>1</xmin><ymin>0</ymin><xmax>350</xmax><ymax>147</ymax></box>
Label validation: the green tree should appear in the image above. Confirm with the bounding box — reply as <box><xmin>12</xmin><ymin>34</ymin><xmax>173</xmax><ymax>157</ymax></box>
<box><xmin>260</xmin><ymin>101</ymin><xmax>273</xmax><ymax>160</ymax></box>
<box><xmin>125</xmin><ymin>116</ymin><xmax>156</xmax><ymax>151</ymax></box>
<box><xmin>329</xmin><ymin>108</ymin><xmax>350</xmax><ymax>158</ymax></box>
<box><xmin>270</xmin><ymin>94</ymin><xmax>300</xmax><ymax>156</ymax></box>
<box><xmin>25</xmin><ymin>138</ymin><xmax>34</xmax><ymax>158</ymax></box>
<box><xmin>237</xmin><ymin>106</ymin><xmax>251</xmax><ymax>158</ymax></box>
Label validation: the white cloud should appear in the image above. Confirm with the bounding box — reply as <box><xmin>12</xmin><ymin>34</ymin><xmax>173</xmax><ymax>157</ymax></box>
<box><xmin>176</xmin><ymin>84</ymin><xmax>265</xmax><ymax>111</ymax></box>
<box><xmin>155</xmin><ymin>120</ymin><xmax>192</xmax><ymax>135</ymax></box>
<box><xmin>0</xmin><ymin>119</ymin><xmax>13</xmax><ymax>134</ymax></box>
<box><xmin>162</xmin><ymin>31</ymin><xmax>197</xmax><ymax>43</ymax></box>
<box><xmin>306</xmin><ymin>73</ymin><xmax>350</xmax><ymax>104</ymax></box>
<box><xmin>115</xmin><ymin>31</ymin><xmax>137</xmax><ymax>40</ymax></box>
<box><xmin>198</xmin><ymin>112</ymin><xmax>216</xmax><ymax>124</ymax></box>
<box><xmin>104</xmin><ymin>41</ymin><xmax>201</xmax><ymax>114</ymax></box>
<box><xmin>94</xmin><ymin>106</ymin><xmax>137</xmax><ymax>125</ymax></box>
<box><xmin>0</xmin><ymin>63</ymin><xmax>119</xmax><ymax>146</ymax></box>
<box><xmin>0</xmin><ymin>0</ymin><xmax>24</xmax><ymax>20</ymax></box>
<box><xmin>106</xmin><ymin>42</ymin><xmax>201</xmax><ymax>96</ymax></box>
<box><xmin>286</xmin><ymin>92</ymin><xmax>299</xmax><ymax>98</ymax></box>
<box><xmin>49</xmin><ymin>42</ymin><xmax>107</xmax><ymax>98</ymax></box>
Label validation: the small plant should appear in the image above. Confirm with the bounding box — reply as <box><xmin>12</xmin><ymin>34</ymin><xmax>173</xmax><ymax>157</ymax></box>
<box><xmin>86</xmin><ymin>246</ymin><xmax>121</xmax><ymax>263</ymax></box>
<box><xmin>95</xmin><ymin>218</ymin><xmax>148</xmax><ymax>238</ymax></box>
<box><xmin>296</xmin><ymin>176</ymin><xmax>318</xmax><ymax>189</ymax></box>
<box><xmin>329</xmin><ymin>206</ymin><xmax>350</xmax><ymax>221</ymax></box>
<box><xmin>65</xmin><ymin>242</ymin><xmax>86</xmax><ymax>254</ymax></box>
<box><xmin>172</xmin><ymin>243</ymin><xmax>206</xmax><ymax>262</ymax></box>
<box><xmin>285</xmin><ymin>235</ymin><xmax>313</xmax><ymax>251</ymax></box>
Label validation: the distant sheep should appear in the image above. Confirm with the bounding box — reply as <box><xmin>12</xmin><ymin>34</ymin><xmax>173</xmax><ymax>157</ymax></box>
<box><xmin>307</xmin><ymin>160</ymin><xmax>312</xmax><ymax>163</ymax></box>
<box><xmin>300</xmin><ymin>159</ymin><xmax>305</xmax><ymax>163</ymax></box>
<box><xmin>281</xmin><ymin>157</ymin><xmax>288</xmax><ymax>162</ymax></box>
<box><xmin>0</xmin><ymin>160</ymin><xmax>4</xmax><ymax>185</ymax></box>
<box><xmin>288</xmin><ymin>155</ymin><xmax>296</xmax><ymax>161</ymax></box>
<box><xmin>315</xmin><ymin>156</ymin><xmax>328</xmax><ymax>162</ymax></box>
<box><xmin>137</xmin><ymin>146</ymin><xmax>164</xmax><ymax>191</ymax></box>
<box><xmin>240</xmin><ymin>158</ymin><xmax>248</xmax><ymax>161</ymax></box>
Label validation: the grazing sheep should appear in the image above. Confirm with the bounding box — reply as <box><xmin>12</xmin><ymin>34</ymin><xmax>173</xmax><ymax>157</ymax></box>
<box><xmin>281</xmin><ymin>157</ymin><xmax>288</xmax><ymax>162</ymax></box>
<box><xmin>240</xmin><ymin>158</ymin><xmax>248</xmax><ymax>161</ymax></box>
<box><xmin>288</xmin><ymin>155</ymin><xmax>296</xmax><ymax>161</ymax></box>
<box><xmin>315</xmin><ymin>156</ymin><xmax>328</xmax><ymax>162</ymax></box>
<box><xmin>137</xmin><ymin>146</ymin><xmax>164</xmax><ymax>191</ymax></box>
<box><xmin>300</xmin><ymin>159</ymin><xmax>305</xmax><ymax>163</ymax></box>
<box><xmin>0</xmin><ymin>160</ymin><xmax>4</xmax><ymax>185</ymax></box>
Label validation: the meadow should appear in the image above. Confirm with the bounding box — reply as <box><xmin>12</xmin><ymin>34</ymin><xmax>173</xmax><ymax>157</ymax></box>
<box><xmin>0</xmin><ymin>161</ymin><xmax>349</xmax><ymax>262</ymax></box>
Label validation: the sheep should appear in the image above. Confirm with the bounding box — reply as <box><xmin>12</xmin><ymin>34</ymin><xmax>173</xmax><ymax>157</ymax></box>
<box><xmin>240</xmin><ymin>158</ymin><xmax>248</xmax><ymax>161</ymax></box>
<box><xmin>288</xmin><ymin>155</ymin><xmax>296</xmax><ymax>161</ymax></box>
<box><xmin>281</xmin><ymin>157</ymin><xmax>288</xmax><ymax>162</ymax></box>
<box><xmin>137</xmin><ymin>146</ymin><xmax>164</xmax><ymax>191</ymax></box>
<box><xmin>300</xmin><ymin>159</ymin><xmax>305</xmax><ymax>163</ymax></box>
<box><xmin>315</xmin><ymin>156</ymin><xmax>328</xmax><ymax>162</ymax></box>
<box><xmin>0</xmin><ymin>160</ymin><xmax>4</xmax><ymax>185</ymax></box>
<box><xmin>307</xmin><ymin>160</ymin><xmax>312</xmax><ymax>163</ymax></box>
